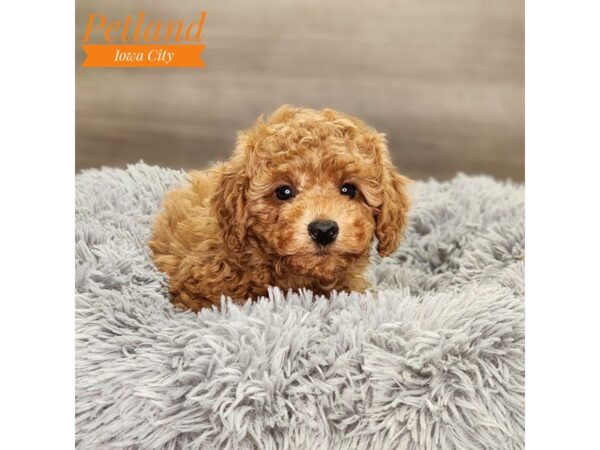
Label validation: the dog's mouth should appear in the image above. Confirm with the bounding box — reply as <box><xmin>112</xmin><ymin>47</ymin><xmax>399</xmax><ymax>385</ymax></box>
<box><xmin>279</xmin><ymin>245</ymin><xmax>356</xmax><ymax>258</ymax></box>
<box><xmin>278</xmin><ymin>245</ymin><xmax>367</xmax><ymax>280</ymax></box>
<box><xmin>279</xmin><ymin>245</ymin><xmax>369</xmax><ymax>266</ymax></box>
<box><xmin>313</xmin><ymin>244</ymin><xmax>334</xmax><ymax>257</ymax></box>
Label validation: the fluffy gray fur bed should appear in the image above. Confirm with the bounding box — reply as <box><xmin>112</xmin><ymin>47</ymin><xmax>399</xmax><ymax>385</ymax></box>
<box><xmin>75</xmin><ymin>162</ymin><xmax>524</xmax><ymax>449</ymax></box>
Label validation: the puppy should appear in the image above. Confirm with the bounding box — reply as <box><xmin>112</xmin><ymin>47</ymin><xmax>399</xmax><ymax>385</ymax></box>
<box><xmin>149</xmin><ymin>106</ymin><xmax>410</xmax><ymax>311</ymax></box>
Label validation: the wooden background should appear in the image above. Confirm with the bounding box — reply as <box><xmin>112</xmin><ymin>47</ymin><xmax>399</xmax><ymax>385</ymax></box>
<box><xmin>76</xmin><ymin>0</ymin><xmax>524</xmax><ymax>181</ymax></box>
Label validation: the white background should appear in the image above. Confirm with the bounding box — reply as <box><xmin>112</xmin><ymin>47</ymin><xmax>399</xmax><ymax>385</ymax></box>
<box><xmin>526</xmin><ymin>0</ymin><xmax>600</xmax><ymax>448</ymax></box>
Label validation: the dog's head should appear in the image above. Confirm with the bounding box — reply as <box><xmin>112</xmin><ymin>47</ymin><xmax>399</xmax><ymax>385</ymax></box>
<box><xmin>211</xmin><ymin>105</ymin><xmax>410</xmax><ymax>280</ymax></box>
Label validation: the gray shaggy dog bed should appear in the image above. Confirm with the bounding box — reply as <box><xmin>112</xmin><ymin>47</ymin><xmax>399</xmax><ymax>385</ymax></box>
<box><xmin>75</xmin><ymin>163</ymin><xmax>524</xmax><ymax>450</ymax></box>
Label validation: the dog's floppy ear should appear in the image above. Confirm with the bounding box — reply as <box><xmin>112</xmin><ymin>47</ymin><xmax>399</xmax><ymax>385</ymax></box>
<box><xmin>375</xmin><ymin>149</ymin><xmax>411</xmax><ymax>257</ymax></box>
<box><xmin>210</xmin><ymin>160</ymin><xmax>249</xmax><ymax>253</ymax></box>
<box><xmin>210</xmin><ymin>115</ymin><xmax>272</xmax><ymax>252</ymax></box>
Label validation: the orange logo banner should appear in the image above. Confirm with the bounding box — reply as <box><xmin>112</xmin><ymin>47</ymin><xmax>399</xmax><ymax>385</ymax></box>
<box><xmin>82</xmin><ymin>45</ymin><xmax>205</xmax><ymax>68</ymax></box>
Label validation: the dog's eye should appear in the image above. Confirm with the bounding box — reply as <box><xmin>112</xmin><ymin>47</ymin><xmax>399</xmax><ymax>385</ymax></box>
<box><xmin>275</xmin><ymin>185</ymin><xmax>295</xmax><ymax>200</ymax></box>
<box><xmin>340</xmin><ymin>183</ymin><xmax>357</xmax><ymax>198</ymax></box>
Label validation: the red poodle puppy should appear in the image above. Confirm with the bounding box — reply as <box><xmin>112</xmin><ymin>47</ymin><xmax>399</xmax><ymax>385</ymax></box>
<box><xmin>150</xmin><ymin>105</ymin><xmax>410</xmax><ymax>311</ymax></box>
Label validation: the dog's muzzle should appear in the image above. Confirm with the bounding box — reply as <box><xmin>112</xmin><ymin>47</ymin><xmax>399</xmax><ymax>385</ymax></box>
<box><xmin>308</xmin><ymin>220</ymin><xmax>339</xmax><ymax>246</ymax></box>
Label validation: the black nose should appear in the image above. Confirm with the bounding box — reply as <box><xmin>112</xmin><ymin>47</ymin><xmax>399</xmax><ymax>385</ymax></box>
<box><xmin>308</xmin><ymin>220</ymin><xmax>339</xmax><ymax>246</ymax></box>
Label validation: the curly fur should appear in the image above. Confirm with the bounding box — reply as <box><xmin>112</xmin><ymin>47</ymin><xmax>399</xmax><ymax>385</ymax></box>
<box><xmin>150</xmin><ymin>106</ymin><xmax>410</xmax><ymax>311</ymax></box>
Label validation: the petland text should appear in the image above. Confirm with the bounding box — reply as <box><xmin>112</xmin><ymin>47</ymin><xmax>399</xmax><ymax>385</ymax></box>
<box><xmin>81</xmin><ymin>11</ymin><xmax>207</xmax><ymax>68</ymax></box>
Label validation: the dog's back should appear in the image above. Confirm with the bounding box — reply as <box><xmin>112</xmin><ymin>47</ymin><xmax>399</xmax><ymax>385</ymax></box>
<box><xmin>149</xmin><ymin>166</ymin><xmax>225</xmax><ymax>310</ymax></box>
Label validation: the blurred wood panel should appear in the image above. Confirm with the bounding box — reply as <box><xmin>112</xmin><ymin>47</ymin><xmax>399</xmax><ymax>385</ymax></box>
<box><xmin>76</xmin><ymin>0</ymin><xmax>524</xmax><ymax>181</ymax></box>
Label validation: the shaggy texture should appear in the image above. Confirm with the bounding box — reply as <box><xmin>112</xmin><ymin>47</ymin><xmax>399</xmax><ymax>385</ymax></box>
<box><xmin>75</xmin><ymin>163</ymin><xmax>524</xmax><ymax>450</ymax></box>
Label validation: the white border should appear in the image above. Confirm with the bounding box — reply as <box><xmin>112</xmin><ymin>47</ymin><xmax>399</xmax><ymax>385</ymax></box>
<box><xmin>1</xmin><ymin>1</ymin><xmax>74</xmax><ymax>448</ymax></box>
<box><xmin>526</xmin><ymin>0</ymin><xmax>600</xmax><ymax>448</ymax></box>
